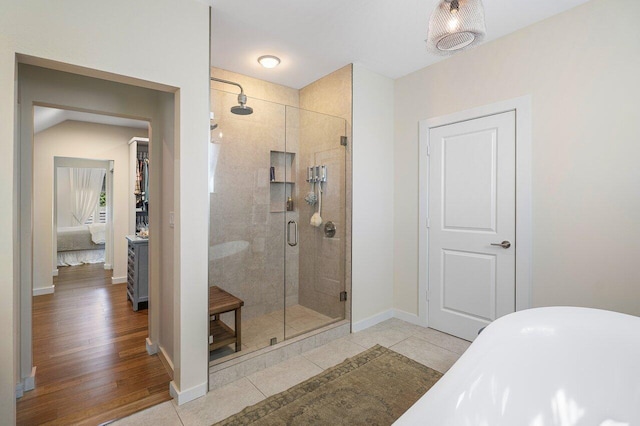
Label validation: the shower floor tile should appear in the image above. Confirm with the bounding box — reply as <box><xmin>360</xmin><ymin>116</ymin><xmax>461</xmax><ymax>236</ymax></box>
<box><xmin>209</xmin><ymin>304</ymin><xmax>338</xmax><ymax>362</ymax></box>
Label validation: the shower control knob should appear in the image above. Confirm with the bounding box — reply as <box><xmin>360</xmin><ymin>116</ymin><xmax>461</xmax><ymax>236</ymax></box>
<box><xmin>324</xmin><ymin>221</ymin><xmax>336</xmax><ymax>238</ymax></box>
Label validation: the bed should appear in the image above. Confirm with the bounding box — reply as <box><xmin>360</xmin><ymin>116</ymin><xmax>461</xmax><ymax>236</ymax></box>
<box><xmin>394</xmin><ymin>307</ymin><xmax>640</xmax><ymax>425</ymax></box>
<box><xmin>57</xmin><ymin>224</ymin><xmax>106</xmax><ymax>266</ymax></box>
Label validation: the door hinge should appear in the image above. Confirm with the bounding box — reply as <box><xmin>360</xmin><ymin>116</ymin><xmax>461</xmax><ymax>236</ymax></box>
<box><xmin>340</xmin><ymin>291</ymin><xmax>348</xmax><ymax>302</ymax></box>
<box><xmin>340</xmin><ymin>136</ymin><xmax>348</xmax><ymax>147</ymax></box>
<box><xmin>426</xmin><ymin>143</ymin><xmax>431</xmax><ymax>156</ymax></box>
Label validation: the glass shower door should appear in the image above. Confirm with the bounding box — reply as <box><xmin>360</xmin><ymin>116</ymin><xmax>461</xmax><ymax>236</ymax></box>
<box><xmin>284</xmin><ymin>106</ymin><xmax>347</xmax><ymax>339</ymax></box>
<box><xmin>208</xmin><ymin>90</ymin><xmax>348</xmax><ymax>363</ymax></box>
<box><xmin>209</xmin><ymin>90</ymin><xmax>287</xmax><ymax>359</ymax></box>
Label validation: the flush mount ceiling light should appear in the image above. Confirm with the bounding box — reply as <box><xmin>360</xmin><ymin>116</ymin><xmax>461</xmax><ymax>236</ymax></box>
<box><xmin>257</xmin><ymin>55</ymin><xmax>281</xmax><ymax>69</ymax></box>
<box><xmin>426</xmin><ymin>0</ymin><xmax>486</xmax><ymax>55</ymax></box>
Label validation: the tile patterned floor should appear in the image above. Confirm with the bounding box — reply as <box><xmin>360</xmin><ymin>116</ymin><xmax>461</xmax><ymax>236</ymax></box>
<box><xmin>210</xmin><ymin>304</ymin><xmax>337</xmax><ymax>361</ymax></box>
<box><xmin>114</xmin><ymin>318</ymin><xmax>471</xmax><ymax>425</ymax></box>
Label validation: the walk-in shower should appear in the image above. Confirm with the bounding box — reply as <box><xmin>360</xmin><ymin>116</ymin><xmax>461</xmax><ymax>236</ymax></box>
<box><xmin>208</xmin><ymin>87</ymin><xmax>348</xmax><ymax>363</ymax></box>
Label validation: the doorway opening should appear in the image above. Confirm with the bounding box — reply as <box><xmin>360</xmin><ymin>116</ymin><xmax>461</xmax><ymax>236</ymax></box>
<box><xmin>15</xmin><ymin>61</ymin><xmax>177</xmax><ymax>423</ymax></box>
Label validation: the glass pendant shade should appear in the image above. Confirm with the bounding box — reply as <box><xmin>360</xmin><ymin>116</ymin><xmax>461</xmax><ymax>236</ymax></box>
<box><xmin>426</xmin><ymin>0</ymin><xmax>486</xmax><ymax>55</ymax></box>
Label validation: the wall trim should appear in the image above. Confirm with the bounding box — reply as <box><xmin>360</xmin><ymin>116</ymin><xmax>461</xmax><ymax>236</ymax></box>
<box><xmin>169</xmin><ymin>380</ymin><xmax>207</xmax><ymax>406</ymax></box>
<box><xmin>352</xmin><ymin>309</ymin><xmax>393</xmax><ymax>333</ymax></box>
<box><xmin>145</xmin><ymin>337</ymin><xmax>158</xmax><ymax>355</ymax></box>
<box><xmin>111</xmin><ymin>276</ymin><xmax>127</xmax><ymax>284</ymax></box>
<box><xmin>15</xmin><ymin>383</ymin><xmax>24</xmax><ymax>399</ymax></box>
<box><xmin>14</xmin><ymin>367</ymin><xmax>36</xmax><ymax>399</ymax></box>
<box><xmin>393</xmin><ymin>309</ymin><xmax>427</xmax><ymax>327</ymax></box>
<box><xmin>158</xmin><ymin>345</ymin><xmax>175</xmax><ymax>380</ymax></box>
<box><xmin>418</xmin><ymin>95</ymin><xmax>533</xmax><ymax>328</ymax></box>
<box><xmin>24</xmin><ymin>366</ymin><xmax>36</xmax><ymax>391</ymax></box>
<box><xmin>33</xmin><ymin>286</ymin><xmax>54</xmax><ymax>296</ymax></box>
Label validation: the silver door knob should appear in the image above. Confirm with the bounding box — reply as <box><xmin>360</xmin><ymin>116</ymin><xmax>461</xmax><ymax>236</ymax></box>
<box><xmin>491</xmin><ymin>240</ymin><xmax>511</xmax><ymax>249</ymax></box>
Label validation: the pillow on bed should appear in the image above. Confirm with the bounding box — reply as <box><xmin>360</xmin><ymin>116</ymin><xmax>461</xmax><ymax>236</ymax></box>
<box><xmin>88</xmin><ymin>223</ymin><xmax>106</xmax><ymax>244</ymax></box>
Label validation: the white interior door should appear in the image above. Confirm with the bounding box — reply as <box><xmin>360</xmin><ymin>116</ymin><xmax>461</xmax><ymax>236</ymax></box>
<box><xmin>428</xmin><ymin>111</ymin><xmax>515</xmax><ymax>341</ymax></box>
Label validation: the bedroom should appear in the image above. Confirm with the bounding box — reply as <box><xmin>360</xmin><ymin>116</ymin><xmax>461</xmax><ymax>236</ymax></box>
<box><xmin>32</xmin><ymin>108</ymin><xmax>149</xmax><ymax>295</ymax></box>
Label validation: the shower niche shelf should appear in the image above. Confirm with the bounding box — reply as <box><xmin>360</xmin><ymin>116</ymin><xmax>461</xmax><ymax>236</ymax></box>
<box><xmin>270</xmin><ymin>150</ymin><xmax>296</xmax><ymax>213</ymax></box>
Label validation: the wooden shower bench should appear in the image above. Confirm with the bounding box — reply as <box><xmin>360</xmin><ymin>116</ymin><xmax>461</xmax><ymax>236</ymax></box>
<box><xmin>209</xmin><ymin>286</ymin><xmax>244</xmax><ymax>352</ymax></box>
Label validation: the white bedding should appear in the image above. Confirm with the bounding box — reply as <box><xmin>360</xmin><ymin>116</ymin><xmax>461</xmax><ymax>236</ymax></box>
<box><xmin>57</xmin><ymin>224</ymin><xmax>105</xmax><ymax>251</ymax></box>
<box><xmin>88</xmin><ymin>223</ymin><xmax>106</xmax><ymax>244</ymax></box>
<box><xmin>57</xmin><ymin>249</ymin><xmax>105</xmax><ymax>266</ymax></box>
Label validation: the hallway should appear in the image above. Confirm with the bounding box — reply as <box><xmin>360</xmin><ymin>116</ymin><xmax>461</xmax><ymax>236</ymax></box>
<box><xmin>17</xmin><ymin>263</ymin><xmax>171</xmax><ymax>425</ymax></box>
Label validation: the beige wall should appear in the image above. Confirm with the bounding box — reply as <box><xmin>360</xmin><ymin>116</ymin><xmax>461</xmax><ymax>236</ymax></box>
<box><xmin>34</xmin><ymin>121</ymin><xmax>147</xmax><ymax>290</ymax></box>
<box><xmin>211</xmin><ymin>68</ymin><xmax>299</xmax><ymax>107</ymax></box>
<box><xmin>351</xmin><ymin>64</ymin><xmax>395</xmax><ymax>328</ymax></box>
<box><xmin>1</xmin><ymin>0</ymin><xmax>209</xmax><ymax>414</ymax></box>
<box><xmin>1</xmin><ymin>33</ymin><xmax>17</xmax><ymax>419</ymax></box>
<box><xmin>394</xmin><ymin>0</ymin><xmax>640</xmax><ymax>317</ymax></box>
<box><xmin>158</xmin><ymin>92</ymin><xmax>176</xmax><ymax>365</ymax></box>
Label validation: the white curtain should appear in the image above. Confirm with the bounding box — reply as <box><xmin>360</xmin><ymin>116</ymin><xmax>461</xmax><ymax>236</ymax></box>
<box><xmin>70</xmin><ymin>168</ymin><xmax>106</xmax><ymax>226</ymax></box>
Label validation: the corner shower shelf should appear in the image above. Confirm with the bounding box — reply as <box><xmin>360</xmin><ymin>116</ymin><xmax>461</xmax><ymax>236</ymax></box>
<box><xmin>270</xmin><ymin>150</ymin><xmax>296</xmax><ymax>213</ymax></box>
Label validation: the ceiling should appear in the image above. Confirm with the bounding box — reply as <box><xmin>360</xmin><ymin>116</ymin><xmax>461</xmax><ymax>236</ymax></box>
<box><xmin>34</xmin><ymin>106</ymin><xmax>149</xmax><ymax>134</ymax></box>
<box><xmin>211</xmin><ymin>0</ymin><xmax>591</xmax><ymax>89</ymax></box>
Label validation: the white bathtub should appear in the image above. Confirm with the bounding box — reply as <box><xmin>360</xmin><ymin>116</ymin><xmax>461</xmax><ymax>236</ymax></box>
<box><xmin>395</xmin><ymin>307</ymin><xmax>640</xmax><ymax>425</ymax></box>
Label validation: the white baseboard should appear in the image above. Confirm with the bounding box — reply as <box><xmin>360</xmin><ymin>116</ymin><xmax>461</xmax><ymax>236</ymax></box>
<box><xmin>393</xmin><ymin>309</ymin><xmax>428</xmax><ymax>327</ymax></box>
<box><xmin>24</xmin><ymin>366</ymin><xmax>36</xmax><ymax>391</ymax></box>
<box><xmin>352</xmin><ymin>309</ymin><xmax>394</xmax><ymax>333</ymax></box>
<box><xmin>146</xmin><ymin>337</ymin><xmax>158</xmax><ymax>355</ymax></box>
<box><xmin>158</xmin><ymin>345</ymin><xmax>175</xmax><ymax>380</ymax></box>
<box><xmin>33</xmin><ymin>286</ymin><xmax>54</xmax><ymax>296</ymax></box>
<box><xmin>52</xmin><ymin>269</ymin><xmax>58</xmax><ymax>277</ymax></box>
<box><xmin>104</xmin><ymin>263</ymin><xmax>113</xmax><ymax>270</ymax></box>
<box><xmin>170</xmin><ymin>380</ymin><xmax>207</xmax><ymax>405</ymax></box>
<box><xmin>15</xmin><ymin>382</ymin><xmax>23</xmax><ymax>399</ymax></box>
<box><xmin>15</xmin><ymin>366</ymin><xmax>36</xmax><ymax>398</ymax></box>
<box><xmin>112</xmin><ymin>276</ymin><xmax>127</xmax><ymax>284</ymax></box>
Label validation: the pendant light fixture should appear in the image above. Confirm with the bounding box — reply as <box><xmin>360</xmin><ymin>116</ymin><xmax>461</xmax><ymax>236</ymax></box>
<box><xmin>426</xmin><ymin>0</ymin><xmax>486</xmax><ymax>55</ymax></box>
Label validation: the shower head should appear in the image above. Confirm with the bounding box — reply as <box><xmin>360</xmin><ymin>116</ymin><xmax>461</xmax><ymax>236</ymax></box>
<box><xmin>231</xmin><ymin>105</ymin><xmax>253</xmax><ymax>115</ymax></box>
<box><xmin>211</xmin><ymin>77</ymin><xmax>254</xmax><ymax>116</ymax></box>
<box><xmin>231</xmin><ymin>92</ymin><xmax>253</xmax><ymax>115</ymax></box>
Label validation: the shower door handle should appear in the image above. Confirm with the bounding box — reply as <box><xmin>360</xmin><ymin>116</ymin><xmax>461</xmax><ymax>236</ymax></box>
<box><xmin>287</xmin><ymin>220</ymin><xmax>298</xmax><ymax>247</ymax></box>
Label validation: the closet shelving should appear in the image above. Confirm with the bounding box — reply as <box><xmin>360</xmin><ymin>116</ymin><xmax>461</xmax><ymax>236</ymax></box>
<box><xmin>129</xmin><ymin>137</ymin><xmax>150</xmax><ymax>231</ymax></box>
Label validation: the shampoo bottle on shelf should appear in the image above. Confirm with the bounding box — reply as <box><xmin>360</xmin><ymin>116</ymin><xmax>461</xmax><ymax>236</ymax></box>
<box><xmin>286</xmin><ymin>196</ymin><xmax>293</xmax><ymax>211</ymax></box>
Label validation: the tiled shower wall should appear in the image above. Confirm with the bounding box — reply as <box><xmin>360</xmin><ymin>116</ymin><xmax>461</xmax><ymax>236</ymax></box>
<box><xmin>299</xmin><ymin>65</ymin><xmax>353</xmax><ymax>321</ymax></box>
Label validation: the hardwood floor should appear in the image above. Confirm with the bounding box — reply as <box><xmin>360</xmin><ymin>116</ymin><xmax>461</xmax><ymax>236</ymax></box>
<box><xmin>17</xmin><ymin>263</ymin><xmax>171</xmax><ymax>425</ymax></box>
